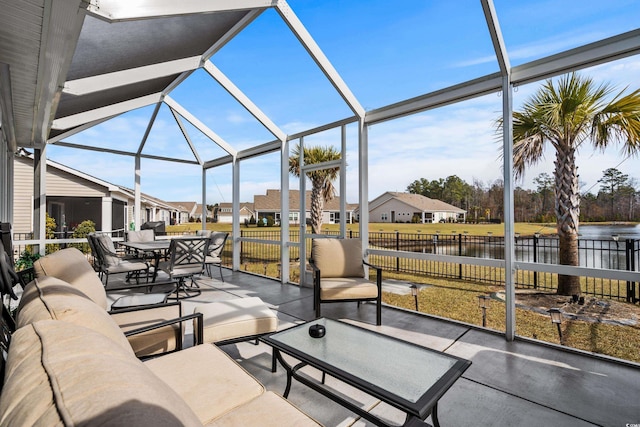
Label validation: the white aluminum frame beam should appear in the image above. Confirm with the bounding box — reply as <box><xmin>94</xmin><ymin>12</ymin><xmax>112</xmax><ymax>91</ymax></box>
<box><xmin>276</xmin><ymin>0</ymin><xmax>365</xmax><ymax>118</ymax></box>
<box><xmin>204</xmin><ymin>61</ymin><xmax>287</xmax><ymax>142</ymax></box>
<box><xmin>163</xmin><ymin>96</ymin><xmax>237</xmax><ymax>157</ymax></box>
<box><xmin>86</xmin><ymin>0</ymin><xmax>276</xmax><ymax>22</ymax></box>
<box><xmin>63</xmin><ymin>56</ymin><xmax>202</xmax><ymax>96</ymax></box>
<box><xmin>136</xmin><ymin>102</ymin><xmax>162</xmax><ymax>155</ymax></box>
<box><xmin>52</xmin><ymin>140</ymin><xmax>200</xmax><ymax>164</ymax></box>
<box><xmin>298</xmin><ymin>136</ymin><xmax>307</xmax><ymax>286</ymax></box>
<box><xmin>170</xmin><ymin>107</ymin><xmax>203</xmax><ymax>165</ymax></box>
<box><xmin>365</xmin><ymin>73</ymin><xmax>503</xmax><ymax>125</ymax></box>
<box><xmin>512</xmin><ymin>28</ymin><xmax>640</xmax><ymax>86</ymax></box>
<box><xmin>51</xmin><ymin>93</ymin><xmax>163</xmax><ymax>130</ymax></box>
<box><xmin>280</xmin><ymin>138</ymin><xmax>290</xmax><ymax>283</ymax></box>
<box><xmin>47</xmin><ymin>116</ymin><xmax>116</xmax><ymax>144</ymax></box>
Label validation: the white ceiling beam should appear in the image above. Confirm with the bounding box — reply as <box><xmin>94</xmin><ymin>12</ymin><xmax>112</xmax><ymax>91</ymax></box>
<box><xmin>301</xmin><ymin>159</ymin><xmax>341</xmax><ymax>173</ymax></box>
<box><xmin>203</xmin><ymin>155</ymin><xmax>234</xmax><ymax>169</ymax></box>
<box><xmin>275</xmin><ymin>0</ymin><xmax>365</xmax><ymax>118</ymax></box>
<box><xmin>365</xmin><ymin>73</ymin><xmax>503</xmax><ymax>125</ymax></box>
<box><xmin>512</xmin><ymin>28</ymin><xmax>640</xmax><ymax>85</ymax></box>
<box><xmin>64</xmin><ymin>56</ymin><xmax>202</xmax><ymax>96</ymax></box>
<box><xmin>51</xmin><ymin>93</ymin><xmax>163</xmax><ymax>130</ymax></box>
<box><xmin>32</xmin><ymin>0</ymin><xmax>87</xmax><ymax>146</ymax></box>
<box><xmin>47</xmin><ymin>115</ymin><xmax>115</xmax><ymax>144</ymax></box>
<box><xmin>163</xmin><ymin>95</ymin><xmax>237</xmax><ymax>157</ymax></box>
<box><xmin>86</xmin><ymin>0</ymin><xmax>276</xmax><ymax>21</ymax></box>
<box><xmin>203</xmin><ymin>61</ymin><xmax>287</xmax><ymax>142</ymax></box>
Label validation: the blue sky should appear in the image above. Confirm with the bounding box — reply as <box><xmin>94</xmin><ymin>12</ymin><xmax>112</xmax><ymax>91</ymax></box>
<box><xmin>50</xmin><ymin>0</ymin><xmax>640</xmax><ymax>205</ymax></box>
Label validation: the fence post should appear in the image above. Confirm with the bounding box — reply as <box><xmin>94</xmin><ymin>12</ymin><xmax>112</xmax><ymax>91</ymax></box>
<box><xmin>349</xmin><ymin>229</ymin><xmax>352</xmax><ymax>239</ymax></box>
<box><xmin>533</xmin><ymin>234</ymin><xmax>538</xmax><ymax>289</ymax></box>
<box><xmin>240</xmin><ymin>230</ymin><xmax>243</xmax><ymax>265</ymax></box>
<box><xmin>395</xmin><ymin>231</ymin><xmax>400</xmax><ymax>272</ymax></box>
<box><xmin>626</xmin><ymin>238</ymin><xmax>636</xmax><ymax>303</ymax></box>
<box><xmin>458</xmin><ymin>233</ymin><xmax>462</xmax><ymax>279</ymax></box>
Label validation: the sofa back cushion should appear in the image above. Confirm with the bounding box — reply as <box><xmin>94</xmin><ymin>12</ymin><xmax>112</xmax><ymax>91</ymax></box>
<box><xmin>311</xmin><ymin>238</ymin><xmax>365</xmax><ymax>278</ymax></box>
<box><xmin>33</xmin><ymin>247</ymin><xmax>108</xmax><ymax>309</ymax></box>
<box><xmin>0</xmin><ymin>320</ymin><xmax>201</xmax><ymax>427</ymax></box>
<box><xmin>16</xmin><ymin>276</ymin><xmax>133</xmax><ymax>355</ymax></box>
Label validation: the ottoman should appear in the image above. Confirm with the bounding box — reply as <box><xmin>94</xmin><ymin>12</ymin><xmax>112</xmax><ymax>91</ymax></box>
<box><xmin>194</xmin><ymin>297</ymin><xmax>278</xmax><ymax>345</ymax></box>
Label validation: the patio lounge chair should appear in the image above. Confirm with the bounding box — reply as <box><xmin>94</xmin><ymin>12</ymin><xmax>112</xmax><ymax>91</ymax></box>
<box><xmin>89</xmin><ymin>232</ymin><xmax>150</xmax><ymax>288</ymax></box>
<box><xmin>159</xmin><ymin>236</ymin><xmax>209</xmax><ymax>299</ymax></box>
<box><xmin>204</xmin><ymin>232</ymin><xmax>228</xmax><ymax>282</ymax></box>
<box><xmin>310</xmin><ymin>238</ymin><xmax>383</xmax><ymax>325</ymax></box>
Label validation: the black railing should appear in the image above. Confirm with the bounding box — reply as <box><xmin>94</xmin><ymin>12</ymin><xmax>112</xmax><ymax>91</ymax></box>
<box><xmin>12</xmin><ymin>230</ymin><xmax>640</xmax><ymax>303</ymax></box>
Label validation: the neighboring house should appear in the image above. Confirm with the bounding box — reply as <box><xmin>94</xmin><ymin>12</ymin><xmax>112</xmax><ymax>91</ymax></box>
<box><xmin>13</xmin><ymin>154</ymin><xmax>182</xmax><ymax>235</ymax></box>
<box><xmin>368</xmin><ymin>192</ymin><xmax>466</xmax><ymax>223</ymax></box>
<box><xmin>167</xmin><ymin>201</ymin><xmax>197</xmax><ymax>223</ymax></box>
<box><xmin>194</xmin><ymin>203</ymin><xmax>211</xmax><ymax>221</ymax></box>
<box><xmin>254</xmin><ymin>189</ymin><xmax>355</xmax><ymax>225</ymax></box>
<box><xmin>217</xmin><ymin>202</ymin><xmax>255</xmax><ymax>224</ymax></box>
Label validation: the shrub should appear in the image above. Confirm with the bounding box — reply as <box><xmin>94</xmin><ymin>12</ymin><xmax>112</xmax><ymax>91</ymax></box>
<box><xmin>71</xmin><ymin>220</ymin><xmax>95</xmax><ymax>254</ymax></box>
<box><xmin>15</xmin><ymin>250</ymin><xmax>41</xmax><ymax>271</ymax></box>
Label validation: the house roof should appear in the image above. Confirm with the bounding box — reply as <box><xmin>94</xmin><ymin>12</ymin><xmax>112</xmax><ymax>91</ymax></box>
<box><xmin>167</xmin><ymin>201</ymin><xmax>197</xmax><ymax>213</ymax></box>
<box><xmin>218</xmin><ymin>202</ymin><xmax>255</xmax><ymax>213</ymax></box>
<box><xmin>254</xmin><ymin>189</ymin><xmax>350</xmax><ymax>211</ymax></box>
<box><xmin>371</xmin><ymin>192</ymin><xmax>466</xmax><ymax>213</ymax></box>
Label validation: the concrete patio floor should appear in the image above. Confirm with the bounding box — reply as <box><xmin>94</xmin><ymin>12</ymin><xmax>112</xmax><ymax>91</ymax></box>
<box><xmin>107</xmin><ymin>269</ymin><xmax>640</xmax><ymax>426</ymax></box>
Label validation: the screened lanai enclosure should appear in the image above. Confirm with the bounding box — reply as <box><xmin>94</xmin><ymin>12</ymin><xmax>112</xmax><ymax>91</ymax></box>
<box><xmin>1</xmin><ymin>0</ymin><xmax>640</xmax><ymax>351</ymax></box>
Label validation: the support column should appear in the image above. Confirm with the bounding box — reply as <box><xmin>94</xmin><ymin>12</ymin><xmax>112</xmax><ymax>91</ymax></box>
<box><xmin>0</xmin><ymin>144</ymin><xmax>13</xmax><ymax>223</ymax></box>
<box><xmin>358</xmin><ymin>120</ymin><xmax>369</xmax><ymax>269</ymax></box>
<box><xmin>298</xmin><ymin>137</ymin><xmax>307</xmax><ymax>286</ymax></box>
<box><xmin>502</xmin><ymin>75</ymin><xmax>516</xmax><ymax>341</ymax></box>
<box><xmin>33</xmin><ymin>148</ymin><xmax>47</xmax><ymax>255</ymax></box>
<box><xmin>280</xmin><ymin>138</ymin><xmax>290</xmax><ymax>284</ymax></box>
<box><xmin>232</xmin><ymin>158</ymin><xmax>240</xmax><ymax>271</ymax></box>
<box><xmin>339</xmin><ymin>125</ymin><xmax>347</xmax><ymax>238</ymax></box>
<box><xmin>101</xmin><ymin>197</ymin><xmax>112</xmax><ymax>233</ymax></box>
<box><xmin>134</xmin><ymin>155</ymin><xmax>141</xmax><ymax>231</ymax></box>
<box><xmin>201</xmin><ymin>168</ymin><xmax>207</xmax><ymax>228</ymax></box>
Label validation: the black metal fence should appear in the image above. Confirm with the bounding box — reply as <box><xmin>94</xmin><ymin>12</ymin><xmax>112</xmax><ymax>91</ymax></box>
<box><xmin>11</xmin><ymin>229</ymin><xmax>640</xmax><ymax>303</ymax></box>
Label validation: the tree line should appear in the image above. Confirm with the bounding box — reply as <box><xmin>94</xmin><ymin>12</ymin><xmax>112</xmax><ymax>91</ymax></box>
<box><xmin>406</xmin><ymin>167</ymin><xmax>639</xmax><ymax>223</ymax></box>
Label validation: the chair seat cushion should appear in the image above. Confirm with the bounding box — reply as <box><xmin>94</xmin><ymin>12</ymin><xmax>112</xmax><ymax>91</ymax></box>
<box><xmin>320</xmin><ymin>277</ymin><xmax>379</xmax><ymax>300</ymax></box>
<box><xmin>0</xmin><ymin>320</ymin><xmax>201</xmax><ymax>427</ymax></box>
<box><xmin>205</xmin><ymin>255</ymin><xmax>221</xmax><ymax>263</ymax></box>
<box><xmin>145</xmin><ymin>344</ymin><xmax>265</xmax><ymax>424</ymax></box>
<box><xmin>107</xmin><ymin>260</ymin><xmax>148</xmax><ymax>273</ymax></box>
<box><xmin>158</xmin><ymin>261</ymin><xmax>202</xmax><ymax>277</ymax></box>
<box><xmin>194</xmin><ymin>297</ymin><xmax>278</xmax><ymax>344</ymax></box>
<box><xmin>207</xmin><ymin>391</ymin><xmax>321</xmax><ymax>427</ymax></box>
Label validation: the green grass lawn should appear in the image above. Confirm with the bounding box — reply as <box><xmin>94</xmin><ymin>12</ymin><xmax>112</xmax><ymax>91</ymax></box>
<box><xmin>167</xmin><ymin>222</ymin><xmax>558</xmax><ymax>236</ymax></box>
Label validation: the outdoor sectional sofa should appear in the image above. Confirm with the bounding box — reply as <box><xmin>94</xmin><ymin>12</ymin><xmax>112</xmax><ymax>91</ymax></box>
<box><xmin>0</xmin><ymin>248</ymin><xmax>320</xmax><ymax>426</ymax></box>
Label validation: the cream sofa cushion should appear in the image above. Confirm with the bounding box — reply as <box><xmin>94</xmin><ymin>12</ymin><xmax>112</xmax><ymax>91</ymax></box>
<box><xmin>145</xmin><ymin>344</ymin><xmax>265</xmax><ymax>424</ymax></box>
<box><xmin>312</xmin><ymin>239</ymin><xmax>364</xmax><ymax>278</ymax></box>
<box><xmin>16</xmin><ymin>276</ymin><xmax>134</xmax><ymax>354</ymax></box>
<box><xmin>0</xmin><ymin>321</ymin><xmax>201</xmax><ymax>427</ymax></box>
<box><xmin>208</xmin><ymin>392</ymin><xmax>321</xmax><ymax>427</ymax></box>
<box><xmin>33</xmin><ymin>247</ymin><xmax>108</xmax><ymax>309</ymax></box>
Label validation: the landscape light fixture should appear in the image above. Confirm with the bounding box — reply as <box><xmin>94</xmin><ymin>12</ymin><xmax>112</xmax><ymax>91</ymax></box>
<box><xmin>547</xmin><ymin>308</ymin><xmax>564</xmax><ymax>344</ymax></box>
<box><xmin>514</xmin><ymin>232</ymin><xmax>520</xmax><ymax>239</ymax></box>
<box><xmin>410</xmin><ymin>284</ymin><xmax>419</xmax><ymax>311</ymax></box>
<box><xmin>534</xmin><ymin>232</ymin><xmax>540</xmax><ymax>239</ymax></box>
<box><xmin>477</xmin><ymin>295</ymin><xmax>490</xmax><ymax>327</ymax></box>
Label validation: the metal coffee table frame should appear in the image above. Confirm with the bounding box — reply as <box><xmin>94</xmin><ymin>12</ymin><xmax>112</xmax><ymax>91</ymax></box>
<box><xmin>263</xmin><ymin>318</ymin><xmax>471</xmax><ymax>427</ymax></box>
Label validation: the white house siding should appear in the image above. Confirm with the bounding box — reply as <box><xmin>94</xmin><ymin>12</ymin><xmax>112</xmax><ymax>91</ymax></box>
<box><xmin>370</xmin><ymin>199</ymin><xmax>417</xmax><ymax>223</ymax></box>
<box><xmin>12</xmin><ymin>158</ymin><xmax>34</xmax><ymax>234</ymax></box>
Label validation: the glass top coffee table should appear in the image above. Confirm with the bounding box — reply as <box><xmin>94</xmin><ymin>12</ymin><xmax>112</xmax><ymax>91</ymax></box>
<box><xmin>263</xmin><ymin>318</ymin><xmax>471</xmax><ymax>427</ymax></box>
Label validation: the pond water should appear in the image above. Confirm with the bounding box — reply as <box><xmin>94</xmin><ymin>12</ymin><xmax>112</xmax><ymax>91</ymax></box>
<box><xmin>578</xmin><ymin>224</ymin><xmax>640</xmax><ymax>240</ymax></box>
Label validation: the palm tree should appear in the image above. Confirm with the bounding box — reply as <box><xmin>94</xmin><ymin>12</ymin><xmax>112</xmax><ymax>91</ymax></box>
<box><xmin>503</xmin><ymin>72</ymin><xmax>640</xmax><ymax>296</ymax></box>
<box><xmin>289</xmin><ymin>144</ymin><xmax>341</xmax><ymax>234</ymax></box>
